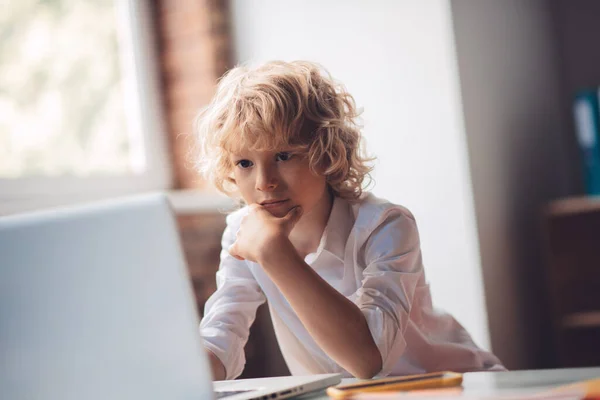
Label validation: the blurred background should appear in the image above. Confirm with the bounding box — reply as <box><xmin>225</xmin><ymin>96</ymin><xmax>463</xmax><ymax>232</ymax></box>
<box><xmin>1</xmin><ymin>0</ymin><xmax>599</xmax><ymax>376</ymax></box>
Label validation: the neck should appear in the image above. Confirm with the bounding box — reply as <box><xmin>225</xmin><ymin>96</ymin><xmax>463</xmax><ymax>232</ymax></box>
<box><xmin>289</xmin><ymin>190</ymin><xmax>334</xmax><ymax>258</ymax></box>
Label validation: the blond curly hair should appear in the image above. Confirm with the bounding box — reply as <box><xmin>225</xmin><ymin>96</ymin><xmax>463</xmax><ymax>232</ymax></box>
<box><xmin>194</xmin><ymin>60</ymin><xmax>373</xmax><ymax>201</ymax></box>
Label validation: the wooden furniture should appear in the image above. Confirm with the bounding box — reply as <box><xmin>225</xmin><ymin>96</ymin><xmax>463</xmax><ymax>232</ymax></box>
<box><xmin>543</xmin><ymin>196</ymin><xmax>600</xmax><ymax>367</ymax></box>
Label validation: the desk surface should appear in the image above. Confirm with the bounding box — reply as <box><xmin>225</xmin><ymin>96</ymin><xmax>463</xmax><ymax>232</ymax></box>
<box><xmin>297</xmin><ymin>367</ymin><xmax>600</xmax><ymax>399</ymax></box>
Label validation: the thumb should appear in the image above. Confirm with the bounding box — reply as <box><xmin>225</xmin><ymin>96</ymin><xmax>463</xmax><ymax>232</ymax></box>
<box><xmin>281</xmin><ymin>205</ymin><xmax>303</xmax><ymax>229</ymax></box>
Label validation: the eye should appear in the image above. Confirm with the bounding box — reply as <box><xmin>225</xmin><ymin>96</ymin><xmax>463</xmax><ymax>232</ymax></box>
<box><xmin>236</xmin><ymin>159</ymin><xmax>253</xmax><ymax>169</ymax></box>
<box><xmin>275</xmin><ymin>152</ymin><xmax>293</xmax><ymax>162</ymax></box>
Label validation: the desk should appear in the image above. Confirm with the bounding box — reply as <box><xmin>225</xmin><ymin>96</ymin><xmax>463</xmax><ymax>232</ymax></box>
<box><xmin>297</xmin><ymin>367</ymin><xmax>600</xmax><ymax>399</ymax></box>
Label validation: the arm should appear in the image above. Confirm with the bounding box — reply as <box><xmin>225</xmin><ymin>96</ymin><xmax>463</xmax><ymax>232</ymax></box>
<box><xmin>229</xmin><ymin>204</ymin><xmax>424</xmax><ymax>379</ymax></box>
<box><xmin>228</xmin><ymin>205</ymin><xmax>381</xmax><ymax>378</ymax></box>
<box><xmin>200</xmin><ymin>211</ymin><xmax>266</xmax><ymax>380</ymax></box>
<box><xmin>353</xmin><ymin>208</ymin><xmax>423</xmax><ymax>377</ymax></box>
<box><xmin>259</xmin><ymin>238</ymin><xmax>382</xmax><ymax>379</ymax></box>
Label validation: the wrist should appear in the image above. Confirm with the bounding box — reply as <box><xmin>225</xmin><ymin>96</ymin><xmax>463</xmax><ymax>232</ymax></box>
<box><xmin>257</xmin><ymin>235</ymin><xmax>297</xmax><ymax>266</ymax></box>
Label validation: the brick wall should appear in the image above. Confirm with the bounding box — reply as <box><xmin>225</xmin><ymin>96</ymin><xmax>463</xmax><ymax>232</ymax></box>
<box><xmin>176</xmin><ymin>213</ymin><xmax>225</xmax><ymax>311</ymax></box>
<box><xmin>154</xmin><ymin>0</ymin><xmax>232</xmax><ymax>190</ymax></box>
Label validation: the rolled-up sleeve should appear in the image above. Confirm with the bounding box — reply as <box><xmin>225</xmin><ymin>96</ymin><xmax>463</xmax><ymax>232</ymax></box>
<box><xmin>200</xmin><ymin>211</ymin><xmax>266</xmax><ymax>380</ymax></box>
<box><xmin>354</xmin><ymin>209</ymin><xmax>423</xmax><ymax>377</ymax></box>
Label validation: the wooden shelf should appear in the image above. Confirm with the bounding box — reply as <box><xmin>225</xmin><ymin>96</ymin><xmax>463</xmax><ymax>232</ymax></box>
<box><xmin>544</xmin><ymin>199</ymin><xmax>600</xmax><ymax>366</ymax></box>
<box><xmin>545</xmin><ymin>196</ymin><xmax>600</xmax><ymax>217</ymax></box>
<box><xmin>561</xmin><ymin>311</ymin><xmax>600</xmax><ymax>329</ymax></box>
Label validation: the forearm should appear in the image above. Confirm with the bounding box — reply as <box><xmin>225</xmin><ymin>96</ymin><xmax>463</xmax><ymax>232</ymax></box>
<box><xmin>259</xmin><ymin>240</ymin><xmax>382</xmax><ymax>378</ymax></box>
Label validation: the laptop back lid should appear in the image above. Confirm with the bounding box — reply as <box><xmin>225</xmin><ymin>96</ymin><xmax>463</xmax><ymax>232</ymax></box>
<box><xmin>0</xmin><ymin>194</ymin><xmax>214</xmax><ymax>400</ymax></box>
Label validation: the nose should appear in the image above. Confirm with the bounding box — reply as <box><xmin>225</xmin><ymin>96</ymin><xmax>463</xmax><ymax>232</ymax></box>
<box><xmin>255</xmin><ymin>165</ymin><xmax>278</xmax><ymax>192</ymax></box>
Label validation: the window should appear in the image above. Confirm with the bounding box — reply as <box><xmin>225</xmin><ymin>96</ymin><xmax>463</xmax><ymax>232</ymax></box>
<box><xmin>0</xmin><ymin>0</ymin><xmax>172</xmax><ymax>214</ymax></box>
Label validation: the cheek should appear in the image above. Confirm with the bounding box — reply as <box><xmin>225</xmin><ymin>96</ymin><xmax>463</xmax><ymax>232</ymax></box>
<box><xmin>233</xmin><ymin>170</ymin><xmax>254</xmax><ymax>195</ymax></box>
<box><xmin>289</xmin><ymin>171</ymin><xmax>327</xmax><ymax>200</ymax></box>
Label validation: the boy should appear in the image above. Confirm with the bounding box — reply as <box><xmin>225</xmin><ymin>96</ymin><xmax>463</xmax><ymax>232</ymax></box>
<box><xmin>195</xmin><ymin>61</ymin><xmax>504</xmax><ymax>380</ymax></box>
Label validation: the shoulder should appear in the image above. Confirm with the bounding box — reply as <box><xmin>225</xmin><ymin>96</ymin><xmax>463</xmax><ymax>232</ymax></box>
<box><xmin>352</xmin><ymin>192</ymin><xmax>418</xmax><ymax>233</ymax></box>
<box><xmin>352</xmin><ymin>193</ymin><xmax>420</xmax><ymax>261</ymax></box>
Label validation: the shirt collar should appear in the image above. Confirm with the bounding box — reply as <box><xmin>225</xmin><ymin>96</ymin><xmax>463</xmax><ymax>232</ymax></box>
<box><xmin>317</xmin><ymin>195</ymin><xmax>355</xmax><ymax>262</ymax></box>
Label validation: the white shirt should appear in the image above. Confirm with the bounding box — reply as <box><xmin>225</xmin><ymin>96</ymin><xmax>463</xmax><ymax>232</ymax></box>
<box><xmin>200</xmin><ymin>193</ymin><xmax>504</xmax><ymax>379</ymax></box>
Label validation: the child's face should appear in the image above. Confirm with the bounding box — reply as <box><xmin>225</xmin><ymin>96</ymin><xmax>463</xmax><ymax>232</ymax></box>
<box><xmin>229</xmin><ymin>148</ymin><xmax>329</xmax><ymax>219</ymax></box>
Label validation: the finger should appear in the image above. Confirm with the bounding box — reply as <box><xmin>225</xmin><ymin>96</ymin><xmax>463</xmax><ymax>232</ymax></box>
<box><xmin>281</xmin><ymin>206</ymin><xmax>303</xmax><ymax>229</ymax></box>
<box><xmin>228</xmin><ymin>244</ymin><xmax>245</xmax><ymax>261</ymax></box>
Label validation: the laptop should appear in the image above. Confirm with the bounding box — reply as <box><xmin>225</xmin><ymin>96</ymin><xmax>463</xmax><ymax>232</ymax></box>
<box><xmin>0</xmin><ymin>193</ymin><xmax>341</xmax><ymax>400</ymax></box>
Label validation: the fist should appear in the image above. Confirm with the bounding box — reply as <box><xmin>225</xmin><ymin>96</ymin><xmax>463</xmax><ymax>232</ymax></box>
<box><xmin>229</xmin><ymin>204</ymin><xmax>303</xmax><ymax>263</ymax></box>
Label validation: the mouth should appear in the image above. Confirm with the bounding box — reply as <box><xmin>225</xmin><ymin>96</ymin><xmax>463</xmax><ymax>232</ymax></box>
<box><xmin>259</xmin><ymin>199</ymin><xmax>289</xmax><ymax>208</ymax></box>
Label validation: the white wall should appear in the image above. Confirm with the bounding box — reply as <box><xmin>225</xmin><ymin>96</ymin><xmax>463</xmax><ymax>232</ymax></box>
<box><xmin>451</xmin><ymin>0</ymin><xmax>568</xmax><ymax>369</ymax></box>
<box><xmin>230</xmin><ymin>0</ymin><xmax>491</xmax><ymax>350</ymax></box>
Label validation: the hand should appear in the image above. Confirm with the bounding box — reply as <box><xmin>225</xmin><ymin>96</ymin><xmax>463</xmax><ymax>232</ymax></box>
<box><xmin>229</xmin><ymin>204</ymin><xmax>303</xmax><ymax>263</ymax></box>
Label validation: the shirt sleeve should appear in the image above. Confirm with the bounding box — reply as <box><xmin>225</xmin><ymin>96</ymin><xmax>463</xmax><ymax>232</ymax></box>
<box><xmin>199</xmin><ymin>210</ymin><xmax>266</xmax><ymax>380</ymax></box>
<box><xmin>354</xmin><ymin>207</ymin><xmax>423</xmax><ymax>377</ymax></box>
